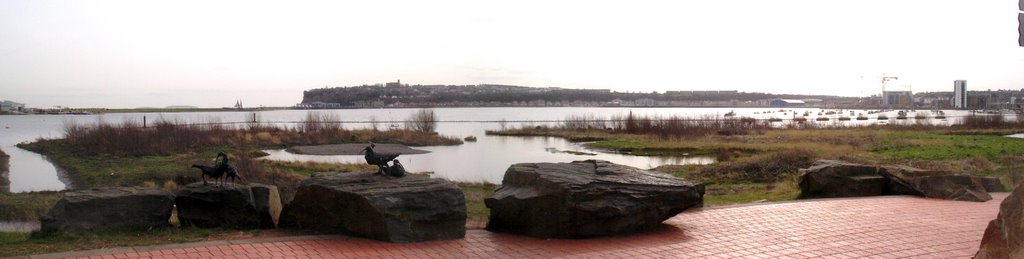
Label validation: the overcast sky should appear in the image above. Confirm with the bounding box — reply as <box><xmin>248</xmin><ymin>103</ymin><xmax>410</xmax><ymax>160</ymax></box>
<box><xmin>1</xmin><ymin>0</ymin><xmax>1022</xmax><ymax>108</ymax></box>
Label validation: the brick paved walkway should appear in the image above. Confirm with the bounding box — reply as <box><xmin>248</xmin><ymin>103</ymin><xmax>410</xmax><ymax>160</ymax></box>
<box><xmin>36</xmin><ymin>193</ymin><xmax>1006</xmax><ymax>259</ymax></box>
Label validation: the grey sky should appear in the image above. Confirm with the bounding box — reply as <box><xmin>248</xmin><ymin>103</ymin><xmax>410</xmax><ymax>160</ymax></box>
<box><xmin>1</xmin><ymin>0</ymin><xmax>1022</xmax><ymax>108</ymax></box>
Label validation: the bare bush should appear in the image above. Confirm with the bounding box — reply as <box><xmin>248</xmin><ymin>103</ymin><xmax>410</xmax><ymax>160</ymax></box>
<box><xmin>405</xmin><ymin>109</ymin><xmax>437</xmax><ymax>133</ymax></box>
<box><xmin>602</xmin><ymin>112</ymin><xmax>770</xmax><ymax>138</ymax></box>
<box><xmin>297</xmin><ymin>111</ymin><xmax>342</xmax><ymax>133</ymax></box>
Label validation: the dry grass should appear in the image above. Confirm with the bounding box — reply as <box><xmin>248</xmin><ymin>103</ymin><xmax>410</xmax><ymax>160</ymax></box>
<box><xmin>59</xmin><ymin>115</ymin><xmax>461</xmax><ymax>157</ymax></box>
<box><xmin>561</xmin><ymin>112</ymin><xmax>771</xmax><ymax>138</ymax></box>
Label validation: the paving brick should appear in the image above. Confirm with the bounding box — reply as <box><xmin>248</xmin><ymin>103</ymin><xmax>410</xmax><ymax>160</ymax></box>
<box><xmin>35</xmin><ymin>193</ymin><xmax>1006</xmax><ymax>258</ymax></box>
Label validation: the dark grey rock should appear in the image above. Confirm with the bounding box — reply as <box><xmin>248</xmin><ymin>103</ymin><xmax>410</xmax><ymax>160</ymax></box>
<box><xmin>41</xmin><ymin>187</ymin><xmax>174</xmax><ymax>232</ymax></box>
<box><xmin>280</xmin><ymin>172</ymin><xmax>465</xmax><ymax>243</ymax></box>
<box><xmin>907</xmin><ymin>175</ymin><xmax>992</xmax><ymax>202</ymax></box>
<box><xmin>175</xmin><ymin>183</ymin><xmax>281</xmax><ymax>229</ymax></box>
<box><xmin>880</xmin><ymin>165</ymin><xmax>992</xmax><ymax>202</ymax></box>
<box><xmin>976</xmin><ymin>182</ymin><xmax>1024</xmax><ymax>258</ymax></box>
<box><xmin>485</xmin><ymin>160</ymin><xmax>704</xmax><ymax>239</ymax></box>
<box><xmin>799</xmin><ymin>160</ymin><xmax>993</xmax><ymax>202</ymax></box>
<box><xmin>798</xmin><ymin>160</ymin><xmax>887</xmax><ymax>198</ymax></box>
<box><xmin>980</xmin><ymin>177</ymin><xmax>1005</xmax><ymax>193</ymax></box>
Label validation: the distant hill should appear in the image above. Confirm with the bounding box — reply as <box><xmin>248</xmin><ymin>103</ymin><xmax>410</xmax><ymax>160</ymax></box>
<box><xmin>300</xmin><ymin>83</ymin><xmax>845</xmax><ymax>108</ymax></box>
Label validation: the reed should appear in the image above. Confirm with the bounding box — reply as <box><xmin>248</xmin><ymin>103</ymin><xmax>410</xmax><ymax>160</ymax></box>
<box><xmin>58</xmin><ymin>113</ymin><xmax>460</xmax><ymax>157</ymax></box>
<box><xmin>959</xmin><ymin>113</ymin><xmax>1020</xmax><ymax>128</ymax></box>
<box><xmin>567</xmin><ymin>112</ymin><xmax>771</xmax><ymax>138</ymax></box>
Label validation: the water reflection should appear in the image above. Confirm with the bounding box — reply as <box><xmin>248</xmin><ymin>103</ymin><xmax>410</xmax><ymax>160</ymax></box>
<box><xmin>262</xmin><ymin>135</ymin><xmax>714</xmax><ymax>183</ymax></box>
<box><xmin>5</xmin><ymin>147</ymin><xmax>67</xmax><ymax>192</ymax></box>
<box><xmin>0</xmin><ymin>108</ymin><xmax>1013</xmax><ymax>191</ymax></box>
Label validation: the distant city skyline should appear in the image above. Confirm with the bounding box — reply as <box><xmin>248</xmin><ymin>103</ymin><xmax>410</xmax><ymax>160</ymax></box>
<box><xmin>1</xmin><ymin>0</ymin><xmax>1023</xmax><ymax>108</ymax></box>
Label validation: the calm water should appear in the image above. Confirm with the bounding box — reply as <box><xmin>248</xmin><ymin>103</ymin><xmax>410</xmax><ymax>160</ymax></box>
<box><xmin>0</xmin><ymin>107</ymin><xmax>1004</xmax><ymax>191</ymax></box>
<box><xmin>262</xmin><ymin>136</ymin><xmax>714</xmax><ymax>183</ymax></box>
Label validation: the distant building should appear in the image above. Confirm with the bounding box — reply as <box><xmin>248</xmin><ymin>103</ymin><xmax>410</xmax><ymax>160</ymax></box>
<box><xmin>297</xmin><ymin>102</ymin><xmax>341</xmax><ymax>109</ymax></box>
<box><xmin>0</xmin><ymin>100</ymin><xmax>25</xmax><ymax>112</ymax></box>
<box><xmin>769</xmin><ymin>99</ymin><xmax>805</xmax><ymax>107</ymax></box>
<box><xmin>954</xmin><ymin>80</ymin><xmax>967</xmax><ymax>108</ymax></box>
<box><xmin>969</xmin><ymin>95</ymin><xmax>990</xmax><ymax>109</ymax></box>
<box><xmin>636</xmin><ymin>98</ymin><xmax>656</xmax><ymax>106</ymax></box>
<box><xmin>882</xmin><ymin>91</ymin><xmax>913</xmax><ymax>107</ymax></box>
<box><xmin>385</xmin><ymin>80</ymin><xmax>402</xmax><ymax>88</ymax></box>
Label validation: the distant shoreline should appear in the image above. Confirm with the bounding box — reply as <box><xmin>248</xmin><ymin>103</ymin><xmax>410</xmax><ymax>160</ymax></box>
<box><xmin>1</xmin><ymin>106</ymin><xmax>1009</xmax><ymax>116</ymax></box>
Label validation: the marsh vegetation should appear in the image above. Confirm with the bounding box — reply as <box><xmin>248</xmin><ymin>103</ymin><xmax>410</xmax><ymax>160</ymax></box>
<box><xmin>489</xmin><ymin>113</ymin><xmax>1024</xmax><ymax>206</ymax></box>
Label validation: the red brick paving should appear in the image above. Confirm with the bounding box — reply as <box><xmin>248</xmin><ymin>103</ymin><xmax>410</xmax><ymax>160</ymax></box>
<box><xmin>53</xmin><ymin>194</ymin><xmax>1005</xmax><ymax>259</ymax></box>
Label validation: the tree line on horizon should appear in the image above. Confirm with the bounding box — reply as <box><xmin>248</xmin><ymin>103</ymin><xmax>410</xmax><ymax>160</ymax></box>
<box><xmin>300</xmin><ymin>84</ymin><xmax>845</xmax><ymax>107</ymax></box>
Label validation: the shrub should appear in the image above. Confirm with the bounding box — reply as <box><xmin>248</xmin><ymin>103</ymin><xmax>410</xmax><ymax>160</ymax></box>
<box><xmin>405</xmin><ymin>109</ymin><xmax>437</xmax><ymax>133</ymax></box>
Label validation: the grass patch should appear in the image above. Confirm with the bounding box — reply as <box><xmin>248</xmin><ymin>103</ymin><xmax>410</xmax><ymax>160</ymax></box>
<box><xmin>1</xmin><ymin>148</ymin><xmax>8</xmax><ymax>192</ymax></box>
<box><xmin>701</xmin><ymin>180</ymin><xmax>801</xmax><ymax>206</ymax></box>
<box><xmin>871</xmin><ymin>132</ymin><xmax>1024</xmax><ymax>161</ymax></box>
<box><xmin>0</xmin><ymin>192</ymin><xmax>61</xmax><ymax>221</ymax></box>
<box><xmin>457</xmin><ymin>182</ymin><xmax>497</xmax><ymax>226</ymax></box>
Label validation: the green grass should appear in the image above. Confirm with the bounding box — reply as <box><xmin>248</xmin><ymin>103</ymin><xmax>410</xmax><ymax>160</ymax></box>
<box><xmin>872</xmin><ymin>132</ymin><xmax>1024</xmax><ymax>161</ymax></box>
<box><xmin>0</xmin><ymin>192</ymin><xmax>61</xmax><ymax>221</ymax></box>
<box><xmin>17</xmin><ymin>140</ymin><xmax>207</xmax><ymax>189</ymax></box>
<box><xmin>702</xmin><ymin>181</ymin><xmax>801</xmax><ymax>206</ymax></box>
<box><xmin>0</xmin><ymin>227</ymin><xmax>260</xmax><ymax>257</ymax></box>
<box><xmin>458</xmin><ymin>183</ymin><xmax>497</xmax><ymax>224</ymax></box>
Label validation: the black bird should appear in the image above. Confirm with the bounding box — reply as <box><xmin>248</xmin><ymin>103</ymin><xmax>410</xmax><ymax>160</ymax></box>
<box><xmin>361</xmin><ymin>143</ymin><xmax>399</xmax><ymax>175</ymax></box>
<box><xmin>225</xmin><ymin>166</ymin><xmax>243</xmax><ymax>185</ymax></box>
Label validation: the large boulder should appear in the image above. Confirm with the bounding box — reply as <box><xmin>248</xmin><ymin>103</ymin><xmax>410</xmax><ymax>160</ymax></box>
<box><xmin>879</xmin><ymin>165</ymin><xmax>992</xmax><ymax>202</ymax></box>
<box><xmin>41</xmin><ymin>187</ymin><xmax>174</xmax><ymax>232</ymax></box>
<box><xmin>485</xmin><ymin>160</ymin><xmax>704</xmax><ymax>239</ymax></box>
<box><xmin>175</xmin><ymin>183</ymin><xmax>282</xmax><ymax>229</ymax></box>
<box><xmin>280</xmin><ymin>172</ymin><xmax>466</xmax><ymax>243</ymax></box>
<box><xmin>976</xmin><ymin>183</ymin><xmax>1024</xmax><ymax>258</ymax></box>
<box><xmin>798</xmin><ymin>160</ymin><xmax>888</xmax><ymax>198</ymax></box>
<box><xmin>981</xmin><ymin>176</ymin><xmax>1006</xmax><ymax>192</ymax></box>
<box><xmin>799</xmin><ymin>160</ymin><xmax>993</xmax><ymax>202</ymax></box>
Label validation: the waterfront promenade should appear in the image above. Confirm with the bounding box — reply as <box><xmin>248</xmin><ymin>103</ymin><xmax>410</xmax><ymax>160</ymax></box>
<box><xmin>27</xmin><ymin>193</ymin><xmax>1006</xmax><ymax>259</ymax></box>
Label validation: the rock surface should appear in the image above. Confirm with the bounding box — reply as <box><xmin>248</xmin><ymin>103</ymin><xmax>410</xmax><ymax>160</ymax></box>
<box><xmin>981</xmin><ymin>176</ymin><xmax>1005</xmax><ymax>192</ymax></box>
<box><xmin>799</xmin><ymin>160</ymin><xmax>993</xmax><ymax>202</ymax></box>
<box><xmin>280</xmin><ymin>172</ymin><xmax>465</xmax><ymax>243</ymax></box>
<box><xmin>976</xmin><ymin>182</ymin><xmax>1024</xmax><ymax>258</ymax></box>
<box><xmin>798</xmin><ymin>160</ymin><xmax>887</xmax><ymax>198</ymax></box>
<box><xmin>485</xmin><ymin>160</ymin><xmax>704</xmax><ymax>239</ymax></box>
<box><xmin>41</xmin><ymin>187</ymin><xmax>174</xmax><ymax>232</ymax></box>
<box><xmin>175</xmin><ymin>183</ymin><xmax>282</xmax><ymax>229</ymax></box>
